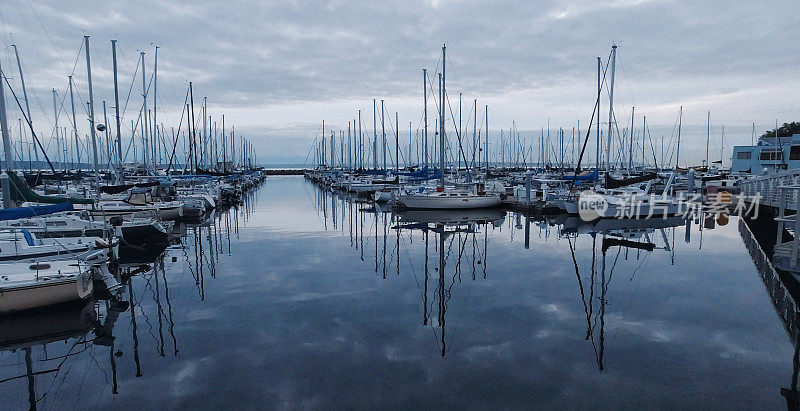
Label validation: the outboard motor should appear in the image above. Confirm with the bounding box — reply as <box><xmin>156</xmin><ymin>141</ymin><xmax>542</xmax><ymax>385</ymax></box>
<box><xmin>84</xmin><ymin>250</ymin><xmax>122</xmax><ymax>294</ymax></box>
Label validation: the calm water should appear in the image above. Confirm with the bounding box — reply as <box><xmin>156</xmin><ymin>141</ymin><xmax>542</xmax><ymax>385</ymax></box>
<box><xmin>0</xmin><ymin>175</ymin><xmax>794</xmax><ymax>409</ymax></box>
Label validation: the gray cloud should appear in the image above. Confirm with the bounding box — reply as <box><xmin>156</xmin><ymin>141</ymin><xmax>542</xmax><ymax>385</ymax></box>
<box><xmin>0</xmin><ymin>0</ymin><xmax>798</xmax><ymax>165</ymax></box>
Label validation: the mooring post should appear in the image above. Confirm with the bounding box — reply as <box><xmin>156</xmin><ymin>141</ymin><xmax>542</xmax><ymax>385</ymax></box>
<box><xmin>525</xmin><ymin>171</ymin><xmax>532</xmax><ymax>205</ymax></box>
<box><xmin>792</xmin><ymin>190</ymin><xmax>800</xmax><ymax>269</ymax></box>
<box><xmin>778</xmin><ymin>187</ymin><xmax>788</xmax><ymax>246</ymax></box>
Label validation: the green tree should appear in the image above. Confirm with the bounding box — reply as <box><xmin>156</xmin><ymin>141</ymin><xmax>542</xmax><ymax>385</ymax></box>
<box><xmin>761</xmin><ymin>122</ymin><xmax>800</xmax><ymax>138</ymax></box>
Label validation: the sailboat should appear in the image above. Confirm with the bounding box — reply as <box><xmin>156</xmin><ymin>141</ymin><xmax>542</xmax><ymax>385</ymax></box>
<box><xmin>397</xmin><ymin>45</ymin><xmax>501</xmax><ymax>210</ymax></box>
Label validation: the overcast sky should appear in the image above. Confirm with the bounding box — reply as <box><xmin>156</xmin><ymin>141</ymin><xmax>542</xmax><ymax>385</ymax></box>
<box><xmin>0</xmin><ymin>0</ymin><xmax>798</xmax><ymax>166</ymax></box>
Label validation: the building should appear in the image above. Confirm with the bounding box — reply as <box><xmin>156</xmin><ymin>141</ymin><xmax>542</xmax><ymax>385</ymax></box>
<box><xmin>731</xmin><ymin>134</ymin><xmax>800</xmax><ymax>174</ymax></box>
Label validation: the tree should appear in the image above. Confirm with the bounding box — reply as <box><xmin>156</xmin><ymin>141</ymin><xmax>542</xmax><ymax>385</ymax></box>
<box><xmin>761</xmin><ymin>122</ymin><xmax>800</xmax><ymax>139</ymax></box>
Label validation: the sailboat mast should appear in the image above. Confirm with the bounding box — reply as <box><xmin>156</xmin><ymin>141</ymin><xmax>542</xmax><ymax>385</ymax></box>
<box><xmin>52</xmin><ymin>89</ymin><xmax>60</xmax><ymax>171</ymax></box>
<box><xmin>605</xmin><ymin>44</ymin><xmax>617</xmax><ymax>170</ymax></box>
<box><xmin>0</xmin><ymin>57</ymin><xmax>14</xmax><ymax>177</ymax></box>
<box><xmin>642</xmin><ymin>115</ymin><xmax>646</xmax><ymax>169</ymax></box>
<box><xmin>596</xmin><ymin>57</ymin><xmax>601</xmax><ymax>171</ymax></box>
<box><xmin>11</xmin><ymin>44</ymin><xmax>38</xmax><ymax>167</ymax></box>
<box><xmin>347</xmin><ymin>121</ymin><xmax>351</xmax><ymax>171</ymax></box>
<box><xmin>373</xmin><ymin>99</ymin><xmax>377</xmax><ymax>170</ymax></box>
<box><xmin>439</xmin><ymin>44</ymin><xmax>446</xmax><ymax>189</ymax></box>
<box><xmin>153</xmin><ymin>46</ymin><xmax>158</xmax><ymax>170</ymax></box>
<box><xmin>111</xmin><ymin>40</ymin><xmax>123</xmax><ymax>180</ymax></box>
<box><xmin>140</xmin><ymin>52</ymin><xmax>149</xmax><ymax>171</ymax></box>
<box><xmin>676</xmin><ymin>105</ymin><xmax>682</xmax><ymax>169</ymax></box>
<box><xmin>68</xmin><ymin>75</ymin><xmax>79</xmax><ymax>168</ymax></box>
<box><xmin>629</xmin><ymin>106</ymin><xmax>634</xmax><ymax>170</ymax></box>
<box><xmin>472</xmin><ymin>98</ymin><xmax>477</xmax><ymax>171</ymax></box>
<box><xmin>705</xmin><ymin>111</ymin><xmax>710</xmax><ymax>167</ymax></box>
<box><xmin>438</xmin><ymin>73</ymin><xmax>444</xmax><ymax>186</ymax></box>
<box><xmin>423</xmin><ymin>69</ymin><xmax>428</xmax><ymax>168</ymax></box>
<box><xmin>84</xmin><ymin>36</ymin><xmax>100</xmax><ymax>190</ymax></box>
<box><xmin>381</xmin><ymin>100</ymin><xmax>386</xmax><ymax>172</ymax></box>
<box><xmin>485</xmin><ymin>105</ymin><xmax>488</xmax><ymax>171</ymax></box>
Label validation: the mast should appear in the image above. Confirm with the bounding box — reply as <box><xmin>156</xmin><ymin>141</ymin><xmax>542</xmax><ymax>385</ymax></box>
<box><xmin>458</xmin><ymin>92</ymin><xmax>461</xmax><ymax>172</ymax></box>
<box><xmin>222</xmin><ymin>114</ymin><xmax>226</xmax><ymax>172</ymax></box>
<box><xmin>472</xmin><ymin>98</ymin><xmax>477</xmax><ymax>172</ymax></box>
<box><xmin>373</xmin><ymin>99</ymin><xmax>377</xmax><ymax>169</ymax></box>
<box><xmin>203</xmin><ymin>97</ymin><xmax>207</xmax><ymax>169</ymax></box>
<box><xmin>485</xmin><ymin>105</ymin><xmax>488</xmax><ymax>171</ymax></box>
<box><xmin>321</xmin><ymin>120</ymin><xmax>325</xmax><ymax>167</ymax></box>
<box><xmin>676</xmin><ymin>105</ymin><xmax>682</xmax><ymax>169</ymax></box>
<box><xmin>720</xmin><ymin>126</ymin><xmax>725</xmax><ymax>166</ymax></box>
<box><xmin>642</xmin><ymin>115</ymin><xmax>646</xmax><ymax>169</ymax></box>
<box><xmin>395</xmin><ymin>112</ymin><xmax>399</xmax><ymax>176</ymax></box>
<box><xmin>705</xmin><ymin>111</ymin><xmax>710</xmax><ymax>167</ymax></box>
<box><xmin>68</xmin><ymin>75</ymin><xmax>79</xmax><ymax>168</ymax></box>
<box><xmin>439</xmin><ymin>43</ymin><xmax>446</xmax><ymax>189</ymax></box>
<box><xmin>596</xmin><ymin>56</ymin><xmax>601</xmax><ymax>171</ymax></box>
<box><xmin>111</xmin><ymin>40</ymin><xmax>123</xmax><ymax>181</ymax></box>
<box><xmin>347</xmin><ymin>121</ymin><xmax>351</xmax><ymax>171</ymax></box>
<box><xmin>84</xmin><ymin>36</ymin><xmax>101</xmax><ymax>191</ymax></box>
<box><xmin>12</xmin><ymin>44</ymin><xmax>38</xmax><ymax>167</ymax></box>
<box><xmin>358</xmin><ymin>110</ymin><xmax>362</xmax><ymax>170</ymax></box>
<box><xmin>140</xmin><ymin>52</ymin><xmax>149</xmax><ymax>172</ymax></box>
<box><xmin>629</xmin><ymin>106</ymin><xmax>634</xmax><ymax>170</ymax></box>
<box><xmin>103</xmin><ymin>101</ymin><xmax>110</xmax><ymax>166</ymax></box>
<box><xmin>423</xmin><ymin>69</ymin><xmax>428</xmax><ymax>168</ymax></box>
<box><xmin>605</xmin><ymin>44</ymin><xmax>617</xmax><ymax>170</ymax></box>
<box><xmin>153</xmin><ymin>46</ymin><xmax>158</xmax><ymax>171</ymax></box>
<box><xmin>53</xmin><ymin>89</ymin><xmax>61</xmax><ymax>171</ymax></box>
<box><xmin>0</xmin><ymin>56</ymin><xmax>14</xmax><ymax>188</ymax></box>
<box><xmin>189</xmin><ymin>82</ymin><xmax>197</xmax><ymax>173</ymax></box>
<box><xmin>381</xmin><ymin>99</ymin><xmax>386</xmax><ymax>172</ymax></box>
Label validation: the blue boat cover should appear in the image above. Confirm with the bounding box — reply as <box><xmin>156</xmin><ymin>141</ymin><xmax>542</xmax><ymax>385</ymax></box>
<box><xmin>563</xmin><ymin>170</ymin><xmax>599</xmax><ymax>182</ymax></box>
<box><xmin>0</xmin><ymin>202</ymin><xmax>74</xmax><ymax>221</ymax></box>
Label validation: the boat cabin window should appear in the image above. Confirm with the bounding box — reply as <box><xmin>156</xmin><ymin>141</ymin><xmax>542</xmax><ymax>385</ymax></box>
<box><xmin>736</xmin><ymin>151</ymin><xmax>752</xmax><ymax>160</ymax></box>
<box><xmin>126</xmin><ymin>191</ymin><xmax>153</xmax><ymax>205</ymax></box>
<box><xmin>791</xmin><ymin>145</ymin><xmax>800</xmax><ymax>161</ymax></box>
<box><xmin>760</xmin><ymin>149</ymin><xmax>783</xmax><ymax>161</ymax></box>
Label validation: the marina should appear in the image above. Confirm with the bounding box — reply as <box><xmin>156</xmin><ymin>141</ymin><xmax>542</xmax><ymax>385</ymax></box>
<box><xmin>0</xmin><ymin>176</ymin><xmax>797</xmax><ymax>408</ymax></box>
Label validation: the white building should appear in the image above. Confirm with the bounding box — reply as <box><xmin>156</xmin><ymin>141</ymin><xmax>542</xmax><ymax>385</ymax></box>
<box><xmin>730</xmin><ymin>134</ymin><xmax>800</xmax><ymax>174</ymax></box>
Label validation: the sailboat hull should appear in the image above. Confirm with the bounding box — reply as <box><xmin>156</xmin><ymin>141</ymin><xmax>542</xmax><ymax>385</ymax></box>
<box><xmin>398</xmin><ymin>194</ymin><xmax>501</xmax><ymax>209</ymax></box>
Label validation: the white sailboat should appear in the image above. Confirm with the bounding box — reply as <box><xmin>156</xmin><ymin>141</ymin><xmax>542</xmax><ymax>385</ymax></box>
<box><xmin>397</xmin><ymin>45</ymin><xmax>501</xmax><ymax>210</ymax></box>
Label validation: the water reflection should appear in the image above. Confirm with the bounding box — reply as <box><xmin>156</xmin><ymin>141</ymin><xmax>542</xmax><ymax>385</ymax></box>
<box><xmin>740</xmin><ymin>210</ymin><xmax>800</xmax><ymax>409</ymax></box>
<box><xmin>313</xmin><ymin>186</ymin><xmax>710</xmax><ymax>368</ymax></box>
<box><xmin>2</xmin><ymin>177</ymin><xmax>799</xmax><ymax>408</ymax></box>
<box><xmin>0</xmin><ymin>188</ymin><xmax>258</xmax><ymax>409</ymax></box>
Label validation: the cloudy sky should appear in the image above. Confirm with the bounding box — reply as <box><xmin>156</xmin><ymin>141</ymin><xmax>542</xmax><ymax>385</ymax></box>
<box><xmin>0</xmin><ymin>0</ymin><xmax>798</xmax><ymax>166</ymax></box>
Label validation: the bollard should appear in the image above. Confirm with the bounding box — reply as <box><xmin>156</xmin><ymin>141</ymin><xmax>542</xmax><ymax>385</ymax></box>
<box><xmin>525</xmin><ymin>172</ymin><xmax>532</xmax><ymax>205</ymax></box>
<box><xmin>0</xmin><ymin>172</ymin><xmax>13</xmax><ymax>209</ymax></box>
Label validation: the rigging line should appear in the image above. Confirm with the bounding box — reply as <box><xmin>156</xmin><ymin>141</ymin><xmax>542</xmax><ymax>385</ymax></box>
<box><xmin>120</xmin><ymin>52</ymin><xmax>141</xmax><ymax>129</ymax></box>
<box><xmin>24</xmin><ymin>0</ymin><xmax>70</xmax><ymax>71</ymax></box>
<box><xmin>444</xmin><ymin>91</ymin><xmax>470</xmax><ymax>168</ymax></box>
<box><xmin>1</xmin><ymin>68</ymin><xmax>58</xmax><ymax>174</ymax></box>
<box><xmin>165</xmin><ymin>86</ymin><xmax>191</xmax><ymax>172</ymax></box>
<box><xmin>665</xmin><ymin>109</ymin><xmax>681</xmax><ymax>167</ymax></box>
